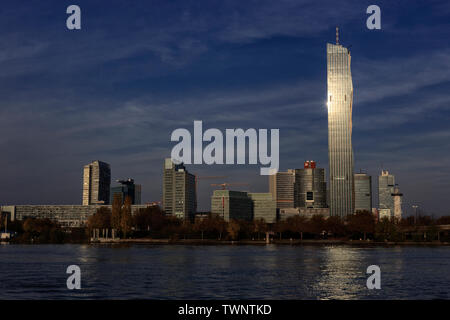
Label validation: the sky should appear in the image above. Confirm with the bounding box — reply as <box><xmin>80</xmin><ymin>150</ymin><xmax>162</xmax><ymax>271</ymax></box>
<box><xmin>0</xmin><ymin>0</ymin><xmax>449</xmax><ymax>215</ymax></box>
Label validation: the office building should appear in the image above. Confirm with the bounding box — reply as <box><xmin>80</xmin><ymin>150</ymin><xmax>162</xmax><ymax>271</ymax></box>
<box><xmin>162</xmin><ymin>158</ymin><xmax>197</xmax><ymax>221</ymax></box>
<box><xmin>378</xmin><ymin>170</ymin><xmax>395</xmax><ymax>217</ymax></box>
<box><xmin>294</xmin><ymin>161</ymin><xmax>327</xmax><ymax>208</ymax></box>
<box><xmin>354</xmin><ymin>173</ymin><xmax>372</xmax><ymax>213</ymax></box>
<box><xmin>248</xmin><ymin>193</ymin><xmax>277</xmax><ymax>223</ymax></box>
<box><xmin>110</xmin><ymin>178</ymin><xmax>142</xmax><ymax>205</ymax></box>
<box><xmin>82</xmin><ymin>160</ymin><xmax>111</xmax><ymax>205</ymax></box>
<box><xmin>269</xmin><ymin>170</ymin><xmax>295</xmax><ymax>209</ymax></box>
<box><xmin>392</xmin><ymin>186</ymin><xmax>403</xmax><ymax>220</ymax></box>
<box><xmin>327</xmin><ymin>35</ymin><xmax>355</xmax><ymax>217</ymax></box>
<box><xmin>211</xmin><ymin>190</ymin><xmax>252</xmax><ymax>221</ymax></box>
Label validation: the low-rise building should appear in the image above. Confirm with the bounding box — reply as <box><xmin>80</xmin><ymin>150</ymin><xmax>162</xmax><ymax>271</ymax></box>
<box><xmin>0</xmin><ymin>204</ymin><xmax>154</xmax><ymax>228</ymax></box>
<box><xmin>211</xmin><ymin>190</ymin><xmax>252</xmax><ymax>221</ymax></box>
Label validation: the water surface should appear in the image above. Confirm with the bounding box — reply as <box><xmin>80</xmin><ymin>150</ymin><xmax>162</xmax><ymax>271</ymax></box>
<box><xmin>0</xmin><ymin>244</ymin><xmax>449</xmax><ymax>299</ymax></box>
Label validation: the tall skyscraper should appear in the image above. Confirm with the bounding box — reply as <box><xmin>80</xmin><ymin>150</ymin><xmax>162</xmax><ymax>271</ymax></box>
<box><xmin>162</xmin><ymin>158</ymin><xmax>197</xmax><ymax>221</ymax></box>
<box><xmin>269</xmin><ymin>170</ymin><xmax>295</xmax><ymax>209</ymax></box>
<box><xmin>294</xmin><ymin>161</ymin><xmax>327</xmax><ymax>209</ymax></box>
<box><xmin>82</xmin><ymin>160</ymin><xmax>111</xmax><ymax>205</ymax></box>
<box><xmin>354</xmin><ymin>173</ymin><xmax>372</xmax><ymax>213</ymax></box>
<box><xmin>327</xmin><ymin>33</ymin><xmax>354</xmax><ymax>217</ymax></box>
<box><xmin>378</xmin><ymin>170</ymin><xmax>395</xmax><ymax>217</ymax></box>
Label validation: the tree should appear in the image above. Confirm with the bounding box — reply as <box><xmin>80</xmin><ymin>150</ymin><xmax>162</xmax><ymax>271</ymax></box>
<box><xmin>326</xmin><ymin>216</ymin><xmax>346</xmax><ymax>238</ymax></box>
<box><xmin>111</xmin><ymin>193</ymin><xmax>122</xmax><ymax>232</ymax></box>
<box><xmin>375</xmin><ymin>217</ymin><xmax>399</xmax><ymax>241</ymax></box>
<box><xmin>120</xmin><ymin>196</ymin><xmax>133</xmax><ymax>238</ymax></box>
<box><xmin>193</xmin><ymin>217</ymin><xmax>209</xmax><ymax>240</ymax></box>
<box><xmin>87</xmin><ymin>207</ymin><xmax>111</xmax><ymax>231</ymax></box>
<box><xmin>287</xmin><ymin>216</ymin><xmax>309</xmax><ymax>240</ymax></box>
<box><xmin>253</xmin><ymin>218</ymin><xmax>267</xmax><ymax>240</ymax></box>
<box><xmin>436</xmin><ymin>216</ymin><xmax>450</xmax><ymax>225</ymax></box>
<box><xmin>274</xmin><ymin>219</ymin><xmax>288</xmax><ymax>240</ymax></box>
<box><xmin>210</xmin><ymin>215</ymin><xmax>227</xmax><ymax>240</ymax></box>
<box><xmin>309</xmin><ymin>214</ymin><xmax>326</xmax><ymax>238</ymax></box>
<box><xmin>133</xmin><ymin>206</ymin><xmax>165</xmax><ymax>233</ymax></box>
<box><xmin>227</xmin><ymin>219</ymin><xmax>240</xmax><ymax>240</ymax></box>
<box><xmin>347</xmin><ymin>211</ymin><xmax>375</xmax><ymax>240</ymax></box>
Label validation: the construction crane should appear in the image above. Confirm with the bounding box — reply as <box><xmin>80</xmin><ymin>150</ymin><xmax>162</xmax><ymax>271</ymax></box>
<box><xmin>210</xmin><ymin>182</ymin><xmax>249</xmax><ymax>190</ymax></box>
<box><xmin>195</xmin><ymin>176</ymin><xmax>227</xmax><ymax>196</ymax></box>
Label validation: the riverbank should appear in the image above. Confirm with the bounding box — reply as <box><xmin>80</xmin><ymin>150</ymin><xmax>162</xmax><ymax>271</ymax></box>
<box><xmin>91</xmin><ymin>238</ymin><xmax>450</xmax><ymax>246</ymax></box>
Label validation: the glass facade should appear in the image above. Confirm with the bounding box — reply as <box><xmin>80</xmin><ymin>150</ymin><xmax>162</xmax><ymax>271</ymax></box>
<box><xmin>294</xmin><ymin>166</ymin><xmax>327</xmax><ymax>208</ymax></box>
<box><xmin>354</xmin><ymin>173</ymin><xmax>372</xmax><ymax>212</ymax></box>
<box><xmin>211</xmin><ymin>190</ymin><xmax>252</xmax><ymax>221</ymax></box>
<box><xmin>327</xmin><ymin>43</ymin><xmax>354</xmax><ymax>217</ymax></box>
<box><xmin>268</xmin><ymin>170</ymin><xmax>295</xmax><ymax>209</ymax></box>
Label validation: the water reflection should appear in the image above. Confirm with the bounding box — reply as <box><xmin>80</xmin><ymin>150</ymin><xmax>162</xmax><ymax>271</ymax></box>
<box><xmin>0</xmin><ymin>244</ymin><xmax>449</xmax><ymax>299</ymax></box>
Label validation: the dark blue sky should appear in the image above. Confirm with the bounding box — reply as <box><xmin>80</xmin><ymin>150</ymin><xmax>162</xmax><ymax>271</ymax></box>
<box><xmin>1</xmin><ymin>0</ymin><xmax>449</xmax><ymax>215</ymax></box>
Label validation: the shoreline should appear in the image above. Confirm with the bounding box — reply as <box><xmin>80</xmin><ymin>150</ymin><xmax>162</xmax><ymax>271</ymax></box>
<box><xmin>89</xmin><ymin>238</ymin><xmax>450</xmax><ymax>246</ymax></box>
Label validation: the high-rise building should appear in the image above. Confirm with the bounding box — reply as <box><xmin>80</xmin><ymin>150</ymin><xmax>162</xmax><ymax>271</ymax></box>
<box><xmin>248</xmin><ymin>193</ymin><xmax>277</xmax><ymax>223</ymax></box>
<box><xmin>294</xmin><ymin>161</ymin><xmax>327</xmax><ymax>209</ymax></box>
<box><xmin>392</xmin><ymin>186</ymin><xmax>403</xmax><ymax>220</ymax></box>
<box><xmin>378</xmin><ymin>170</ymin><xmax>395</xmax><ymax>217</ymax></box>
<box><xmin>354</xmin><ymin>173</ymin><xmax>372</xmax><ymax>213</ymax></box>
<box><xmin>162</xmin><ymin>158</ymin><xmax>197</xmax><ymax>221</ymax></box>
<box><xmin>269</xmin><ymin>170</ymin><xmax>295</xmax><ymax>209</ymax></box>
<box><xmin>327</xmin><ymin>36</ymin><xmax>355</xmax><ymax>217</ymax></box>
<box><xmin>211</xmin><ymin>190</ymin><xmax>252</xmax><ymax>221</ymax></box>
<box><xmin>110</xmin><ymin>178</ymin><xmax>142</xmax><ymax>205</ymax></box>
<box><xmin>82</xmin><ymin>160</ymin><xmax>111</xmax><ymax>205</ymax></box>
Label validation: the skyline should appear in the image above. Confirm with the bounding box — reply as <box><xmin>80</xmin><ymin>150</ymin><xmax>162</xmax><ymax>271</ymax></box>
<box><xmin>1</xmin><ymin>1</ymin><xmax>450</xmax><ymax>215</ymax></box>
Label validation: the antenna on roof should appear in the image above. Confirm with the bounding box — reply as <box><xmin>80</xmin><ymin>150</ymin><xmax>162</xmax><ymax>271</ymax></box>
<box><xmin>336</xmin><ymin>26</ymin><xmax>339</xmax><ymax>45</ymax></box>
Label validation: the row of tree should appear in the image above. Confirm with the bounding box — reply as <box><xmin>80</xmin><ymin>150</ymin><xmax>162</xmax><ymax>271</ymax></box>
<box><xmin>86</xmin><ymin>206</ymin><xmax>450</xmax><ymax>242</ymax></box>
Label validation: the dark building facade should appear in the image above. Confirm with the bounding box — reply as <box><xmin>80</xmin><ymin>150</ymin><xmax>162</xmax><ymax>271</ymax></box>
<box><xmin>294</xmin><ymin>161</ymin><xmax>327</xmax><ymax>209</ymax></box>
<box><xmin>110</xmin><ymin>178</ymin><xmax>142</xmax><ymax>205</ymax></box>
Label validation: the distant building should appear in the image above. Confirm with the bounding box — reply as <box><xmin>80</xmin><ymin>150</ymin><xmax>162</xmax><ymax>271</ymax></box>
<box><xmin>378</xmin><ymin>170</ymin><xmax>402</xmax><ymax>219</ymax></box>
<box><xmin>278</xmin><ymin>207</ymin><xmax>329</xmax><ymax>221</ymax></box>
<box><xmin>211</xmin><ymin>190</ymin><xmax>252</xmax><ymax>221</ymax></box>
<box><xmin>82</xmin><ymin>160</ymin><xmax>111</xmax><ymax>205</ymax></box>
<box><xmin>392</xmin><ymin>186</ymin><xmax>403</xmax><ymax>220</ymax></box>
<box><xmin>162</xmin><ymin>158</ymin><xmax>197</xmax><ymax>221</ymax></box>
<box><xmin>354</xmin><ymin>173</ymin><xmax>372</xmax><ymax>213</ymax></box>
<box><xmin>378</xmin><ymin>209</ymin><xmax>391</xmax><ymax>220</ymax></box>
<box><xmin>1</xmin><ymin>204</ymin><xmax>154</xmax><ymax>228</ymax></box>
<box><xmin>269</xmin><ymin>170</ymin><xmax>295</xmax><ymax>209</ymax></box>
<box><xmin>294</xmin><ymin>161</ymin><xmax>327</xmax><ymax>209</ymax></box>
<box><xmin>110</xmin><ymin>178</ymin><xmax>142</xmax><ymax>205</ymax></box>
<box><xmin>248</xmin><ymin>193</ymin><xmax>277</xmax><ymax>223</ymax></box>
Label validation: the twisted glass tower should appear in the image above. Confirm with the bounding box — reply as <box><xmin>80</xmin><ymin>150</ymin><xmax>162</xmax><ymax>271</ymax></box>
<box><xmin>327</xmin><ymin>40</ymin><xmax>354</xmax><ymax>217</ymax></box>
